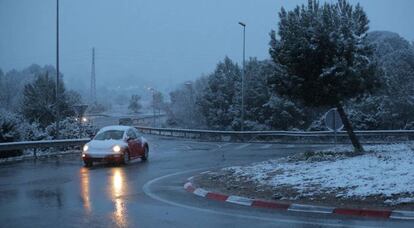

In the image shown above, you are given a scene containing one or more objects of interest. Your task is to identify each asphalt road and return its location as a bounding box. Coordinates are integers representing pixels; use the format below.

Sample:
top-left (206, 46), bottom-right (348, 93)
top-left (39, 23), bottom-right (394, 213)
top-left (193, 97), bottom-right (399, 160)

top-left (0, 136), bottom-right (413, 228)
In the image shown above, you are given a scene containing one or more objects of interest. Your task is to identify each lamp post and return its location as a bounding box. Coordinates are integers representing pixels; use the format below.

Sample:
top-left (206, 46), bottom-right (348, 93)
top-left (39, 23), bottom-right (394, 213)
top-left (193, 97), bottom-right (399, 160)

top-left (147, 87), bottom-right (156, 127)
top-left (55, 0), bottom-right (60, 139)
top-left (238, 21), bottom-right (246, 131)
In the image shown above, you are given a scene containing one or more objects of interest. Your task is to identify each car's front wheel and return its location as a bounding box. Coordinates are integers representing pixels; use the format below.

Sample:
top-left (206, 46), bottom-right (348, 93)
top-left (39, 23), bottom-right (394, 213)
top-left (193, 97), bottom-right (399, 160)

top-left (122, 150), bottom-right (130, 165)
top-left (84, 161), bottom-right (93, 167)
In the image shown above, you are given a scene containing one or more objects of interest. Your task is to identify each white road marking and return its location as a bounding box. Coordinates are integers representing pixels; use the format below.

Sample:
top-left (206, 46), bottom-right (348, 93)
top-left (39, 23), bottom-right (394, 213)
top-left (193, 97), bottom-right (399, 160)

top-left (390, 210), bottom-right (414, 220)
top-left (288, 204), bottom-right (334, 214)
top-left (193, 188), bottom-right (209, 197)
top-left (235, 144), bottom-right (251, 150)
top-left (143, 169), bottom-right (377, 227)
top-left (260, 144), bottom-right (272, 149)
top-left (286, 145), bottom-right (295, 148)
top-left (226, 195), bottom-right (253, 206)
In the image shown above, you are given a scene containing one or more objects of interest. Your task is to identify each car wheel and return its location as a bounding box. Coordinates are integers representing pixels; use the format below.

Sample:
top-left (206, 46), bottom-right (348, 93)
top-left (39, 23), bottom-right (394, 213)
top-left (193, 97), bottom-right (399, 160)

top-left (142, 146), bottom-right (149, 161)
top-left (123, 150), bottom-right (130, 165)
top-left (84, 161), bottom-right (93, 167)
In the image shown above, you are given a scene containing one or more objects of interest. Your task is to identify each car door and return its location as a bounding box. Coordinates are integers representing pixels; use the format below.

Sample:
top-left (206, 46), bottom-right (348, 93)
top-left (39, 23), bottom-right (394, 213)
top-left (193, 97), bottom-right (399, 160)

top-left (126, 129), bottom-right (139, 158)
top-left (134, 128), bottom-right (144, 156)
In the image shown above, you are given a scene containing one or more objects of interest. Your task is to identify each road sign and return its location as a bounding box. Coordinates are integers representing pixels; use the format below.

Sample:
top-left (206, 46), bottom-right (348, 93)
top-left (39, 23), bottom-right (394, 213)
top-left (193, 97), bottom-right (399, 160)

top-left (324, 108), bottom-right (343, 132)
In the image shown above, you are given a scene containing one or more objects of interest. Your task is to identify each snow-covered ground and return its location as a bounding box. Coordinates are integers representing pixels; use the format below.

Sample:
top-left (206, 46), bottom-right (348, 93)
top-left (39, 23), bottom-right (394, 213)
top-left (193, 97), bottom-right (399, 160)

top-left (224, 144), bottom-right (414, 205)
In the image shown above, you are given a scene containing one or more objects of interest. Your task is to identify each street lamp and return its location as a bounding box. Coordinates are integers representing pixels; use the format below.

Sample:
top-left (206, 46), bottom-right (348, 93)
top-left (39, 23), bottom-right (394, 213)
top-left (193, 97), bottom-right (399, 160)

top-left (55, 0), bottom-right (60, 138)
top-left (238, 21), bottom-right (246, 131)
top-left (147, 87), bottom-right (156, 127)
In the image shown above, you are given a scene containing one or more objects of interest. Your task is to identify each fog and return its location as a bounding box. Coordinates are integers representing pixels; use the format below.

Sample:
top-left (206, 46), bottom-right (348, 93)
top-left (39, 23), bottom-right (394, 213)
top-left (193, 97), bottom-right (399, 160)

top-left (1, 0), bottom-right (413, 100)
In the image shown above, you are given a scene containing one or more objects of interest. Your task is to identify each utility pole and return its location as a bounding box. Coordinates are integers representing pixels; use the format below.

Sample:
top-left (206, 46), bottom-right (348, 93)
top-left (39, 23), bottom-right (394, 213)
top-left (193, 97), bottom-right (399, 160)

top-left (238, 22), bottom-right (246, 131)
top-left (90, 47), bottom-right (96, 104)
top-left (55, 0), bottom-right (60, 139)
top-left (148, 87), bottom-right (156, 127)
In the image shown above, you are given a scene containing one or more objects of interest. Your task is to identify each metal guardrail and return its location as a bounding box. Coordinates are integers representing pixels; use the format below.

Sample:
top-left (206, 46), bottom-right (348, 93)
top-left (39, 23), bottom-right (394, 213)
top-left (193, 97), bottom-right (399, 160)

top-left (1, 127), bottom-right (413, 155)
top-left (0, 138), bottom-right (90, 152)
top-left (119, 114), bottom-right (166, 126)
top-left (135, 126), bottom-right (414, 143)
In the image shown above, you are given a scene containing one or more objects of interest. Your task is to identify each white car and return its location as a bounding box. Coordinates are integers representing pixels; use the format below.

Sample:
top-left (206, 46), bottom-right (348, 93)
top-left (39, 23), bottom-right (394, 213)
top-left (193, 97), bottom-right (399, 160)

top-left (82, 125), bottom-right (149, 167)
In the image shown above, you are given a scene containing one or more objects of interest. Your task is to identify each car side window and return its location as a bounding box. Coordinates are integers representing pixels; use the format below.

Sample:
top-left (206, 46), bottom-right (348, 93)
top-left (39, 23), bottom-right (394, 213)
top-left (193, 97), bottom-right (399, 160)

top-left (126, 129), bottom-right (137, 140)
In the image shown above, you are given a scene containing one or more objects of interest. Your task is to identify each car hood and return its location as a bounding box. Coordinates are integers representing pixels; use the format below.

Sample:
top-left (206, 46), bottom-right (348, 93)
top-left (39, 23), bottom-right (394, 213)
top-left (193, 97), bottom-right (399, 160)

top-left (88, 139), bottom-right (127, 150)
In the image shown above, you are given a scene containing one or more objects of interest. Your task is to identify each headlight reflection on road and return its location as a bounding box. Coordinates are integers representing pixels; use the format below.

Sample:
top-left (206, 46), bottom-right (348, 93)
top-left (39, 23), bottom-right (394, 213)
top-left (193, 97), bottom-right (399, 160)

top-left (80, 168), bottom-right (91, 214)
top-left (110, 168), bottom-right (128, 227)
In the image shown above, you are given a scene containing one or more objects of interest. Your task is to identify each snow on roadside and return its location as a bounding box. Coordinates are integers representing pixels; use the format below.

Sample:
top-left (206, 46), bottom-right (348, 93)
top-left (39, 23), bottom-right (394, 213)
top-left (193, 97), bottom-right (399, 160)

top-left (224, 144), bottom-right (414, 205)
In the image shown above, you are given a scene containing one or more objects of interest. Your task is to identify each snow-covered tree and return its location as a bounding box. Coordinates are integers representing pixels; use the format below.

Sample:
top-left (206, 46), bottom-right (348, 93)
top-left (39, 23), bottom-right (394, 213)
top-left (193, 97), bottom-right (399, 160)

top-left (168, 84), bottom-right (194, 127)
top-left (345, 31), bottom-right (414, 130)
top-left (264, 96), bottom-right (307, 130)
top-left (151, 91), bottom-right (165, 114)
top-left (0, 110), bottom-right (21, 143)
top-left (198, 57), bottom-right (241, 130)
top-left (0, 64), bottom-right (59, 111)
top-left (21, 73), bottom-right (79, 127)
top-left (167, 78), bottom-right (207, 128)
top-left (0, 110), bottom-right (22, 158)
top-left (46, 117), bottom-right (96, 139)
top-left (168, 57), bottom-right (314, 131)
top-left (269, 0), bottom-right (379, 153)
top-left (128, 95), bottom-right (142, 113)
top-left (241, 59), bottom-right (271, 129)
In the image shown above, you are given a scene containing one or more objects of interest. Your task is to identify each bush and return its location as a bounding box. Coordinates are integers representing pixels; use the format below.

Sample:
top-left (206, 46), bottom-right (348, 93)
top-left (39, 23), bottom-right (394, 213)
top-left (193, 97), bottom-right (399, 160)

top-left (0, 109), bottom-right (23, 158)
top-left (45, 117), bottom-right (97, 139)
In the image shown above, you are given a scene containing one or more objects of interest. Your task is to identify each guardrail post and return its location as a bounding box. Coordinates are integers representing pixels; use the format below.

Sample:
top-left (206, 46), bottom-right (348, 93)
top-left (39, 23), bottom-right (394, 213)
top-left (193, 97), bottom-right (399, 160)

top-left (33, 148), bottom-right (37, 159)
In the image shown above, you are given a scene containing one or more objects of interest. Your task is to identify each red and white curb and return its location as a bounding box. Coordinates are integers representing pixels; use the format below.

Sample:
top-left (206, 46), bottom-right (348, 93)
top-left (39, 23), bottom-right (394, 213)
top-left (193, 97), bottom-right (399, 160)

top-left (184, 178), bottom-right (414, 220)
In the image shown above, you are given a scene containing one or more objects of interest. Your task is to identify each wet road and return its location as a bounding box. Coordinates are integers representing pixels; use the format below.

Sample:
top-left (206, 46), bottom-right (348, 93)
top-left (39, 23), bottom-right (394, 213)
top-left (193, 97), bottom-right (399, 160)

top-left (0, 136), bottom-right (413, 228)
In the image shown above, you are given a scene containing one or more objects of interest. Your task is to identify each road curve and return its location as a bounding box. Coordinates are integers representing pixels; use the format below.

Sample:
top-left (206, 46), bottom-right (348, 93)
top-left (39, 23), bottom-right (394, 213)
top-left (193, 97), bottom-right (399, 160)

top-left (0, 135), bottom-right (412, 228)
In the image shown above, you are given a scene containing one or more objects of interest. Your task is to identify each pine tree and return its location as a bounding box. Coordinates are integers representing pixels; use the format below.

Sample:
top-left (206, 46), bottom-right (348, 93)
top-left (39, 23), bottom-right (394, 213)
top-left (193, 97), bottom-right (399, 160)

top-left (198, 57), bottom-right (241, 130)
top-left (243, 59), bottom-right (271, 128)
top-left (269, 0), bottom-right (379, 153)
top-left (21, 73), bottom-right (76, 127)
top-left (347, 31), bottom-right (414, 130)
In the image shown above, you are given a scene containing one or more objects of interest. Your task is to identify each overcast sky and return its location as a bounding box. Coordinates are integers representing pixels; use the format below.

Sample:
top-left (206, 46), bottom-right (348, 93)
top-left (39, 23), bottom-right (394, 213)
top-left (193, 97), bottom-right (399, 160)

top-left (1, 0), bottom-right (413, 94)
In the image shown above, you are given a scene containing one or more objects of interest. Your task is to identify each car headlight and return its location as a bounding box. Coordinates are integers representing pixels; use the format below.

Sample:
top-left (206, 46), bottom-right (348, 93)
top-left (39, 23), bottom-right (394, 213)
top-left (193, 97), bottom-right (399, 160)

top-left (83, 144), bottom-right (89, 152)
top-left (112, 145), bottom-right (121, 153)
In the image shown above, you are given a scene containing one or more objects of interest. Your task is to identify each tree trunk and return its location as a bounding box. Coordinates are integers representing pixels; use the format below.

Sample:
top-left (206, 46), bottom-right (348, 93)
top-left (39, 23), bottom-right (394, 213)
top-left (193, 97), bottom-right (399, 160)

top-left (336, 104), bottom-right (364, 154)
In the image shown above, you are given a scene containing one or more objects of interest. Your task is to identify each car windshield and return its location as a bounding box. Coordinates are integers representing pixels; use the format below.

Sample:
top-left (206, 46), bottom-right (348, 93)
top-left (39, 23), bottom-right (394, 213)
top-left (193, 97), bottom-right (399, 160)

top-left (94, 130), bottom-right (124, 140)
